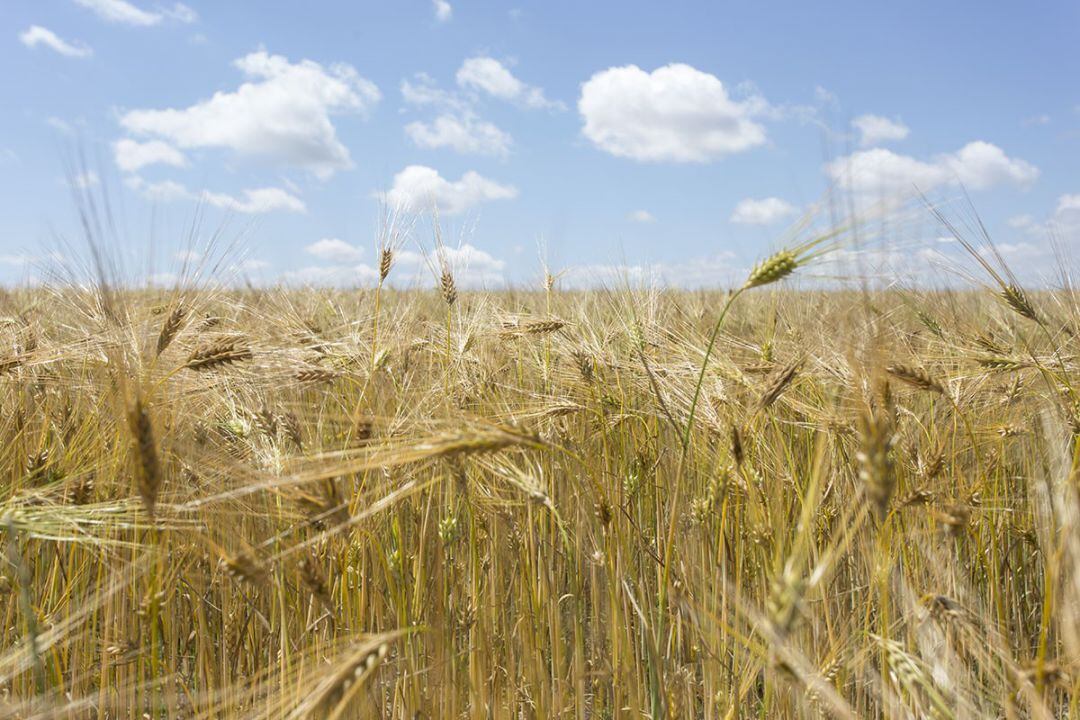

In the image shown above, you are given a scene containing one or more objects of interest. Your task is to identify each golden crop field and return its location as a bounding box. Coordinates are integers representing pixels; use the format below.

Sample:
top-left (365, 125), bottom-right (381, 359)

top-left (1, 227), bottom-right (1078, 719)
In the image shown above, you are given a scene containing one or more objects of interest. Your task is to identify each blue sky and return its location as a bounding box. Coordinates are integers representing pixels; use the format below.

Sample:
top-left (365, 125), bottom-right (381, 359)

top-left (3, 0), bottom-right (1079, 287)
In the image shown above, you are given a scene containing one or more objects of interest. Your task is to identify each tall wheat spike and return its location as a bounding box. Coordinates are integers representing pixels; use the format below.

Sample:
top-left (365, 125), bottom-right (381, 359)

top-left (127, 395), bottom-right (162, 519)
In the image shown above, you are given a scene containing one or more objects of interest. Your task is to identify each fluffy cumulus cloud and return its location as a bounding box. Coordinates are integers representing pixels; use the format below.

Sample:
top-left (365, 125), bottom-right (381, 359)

top-left (388, 244), bottom-right (506, 287)
top-left (456, 57), bottom-right (563, 110)
top-left (578, 63), bottom-right (767, 163)
top-left (1001, 194), bottom-right (1080, 264)
top-left (19, 26), bottom-right (92, 58)
top-left (401, 73), bottom-right (515, 157)
top-left (126, 176), bottom-right (305, 214)
top-left (730, 197), bottom-right (797, 225)
top-left (1040, 193), bottom-right (1080, 241)
top-left (435, 244), bottom-right (506, 287)
top-left (119, 51), bottom-right (380, 178)
top-left (405, 113), bottom-right (512, 157)
top-left (305, 238), bottom-right (364, 263)
top-left (851, 114), bottom-right (909, 147)
top-left (1057, 194), bottom-right (1080, 215)
top-left (73, 0), bottom-right (196, 26)
top-left (113, 138), bottom-right (188, 172)
top-left (385, 165), bottom-right (517, 215)
top-left (827, 141), bottom-right (1038, 198)
top-left (628, 210), bottom-right (655, 223)
top-left (433, 0), bottom-right (452, 22)
top-left (401, 73), bottom-right (467, 110)
top-left (945, 142), bottom-right (1039, 189)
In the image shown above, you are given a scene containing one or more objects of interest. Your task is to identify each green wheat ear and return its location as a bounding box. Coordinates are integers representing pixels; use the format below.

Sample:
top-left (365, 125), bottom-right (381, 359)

top-left (744, 250), bottom-right (798, 289)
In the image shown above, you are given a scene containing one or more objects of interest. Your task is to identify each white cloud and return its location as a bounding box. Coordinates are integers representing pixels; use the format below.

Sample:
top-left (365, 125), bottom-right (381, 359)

top-left (126, 177), bottom-right (190, 202)
top-left (562, 252), bottom-right (742, 289)
top-left (455, 58), bottom-right (518, 99)
top-left (560, 243), bottom-right (970, 289)
top-left (384, 165), bottom-right (517, 215)
top-left (119, 51), bottom-right (380, 179)
top-left (1006, 194), bottom-right (1080, 259)
top-left (943, 142), bottom-right (1039, 189)
top-left (1048, 194), bottom-right (1080, 247)
top-left (405, 113), bottom-right (512, 157)
top-left (46, 117), bottom-right (75, 134)
top-left (827, 149), bottom-right (942, 195)
top-left (73, 0), bottom-right (196, 26)
top-left (561, 263), bottom-right (651, 287)
top-left (433, 0), bottom-right (452, 21)
top-left (74, 0), bottom-right (157, 25)
top-left (987, 241), bottom-right (1048, 261)
top-left (305, 238), bottom-right (364, 263)
top-left (438, 243), bottom-right (506, 287)
top-left (19, 26), bottom-right (92, 58)
top-left (401, 74), bottom-right (468, 111)
top-left (202, 187), bottom-right (306, 214)
top-left (579, 63), bottom-right (767, 163)
top-left (628, 210), bottom-right (655, 223)
top-left (456, 57), bottom-right (563, 110)
top-left (826, 141), bottom-right (1038, 198)
top-left (730, 197), bottom-right (797, 225)
top-left (812, 245), bottom-right (959, 284)
top-left (148, 271), bottom-right (179, 286)
top-left (237, 259), bottom-right (269, 272)
top-left (1057, 194), bottom-right (1080, 214)
top-left (164, 2), bottom-right (197, 23)
top-left (401, 73), bottom-right (514, 157)
top-left (126, 176), bottom-right (305, 214)
top-left (434, 243), bottom-right (505, 272)
top-left (386, 244), bottom-right (506, 288)
top-left (281, 264), bottom-right (379, 287)
top-left (0, 254), bottom-right (33, 267)
top-left (72, 171), bottom-right (100, 189)
top-left (113, 138), bottom-right (188, 172)
top-left (851, 114), bottom-right (909, 147)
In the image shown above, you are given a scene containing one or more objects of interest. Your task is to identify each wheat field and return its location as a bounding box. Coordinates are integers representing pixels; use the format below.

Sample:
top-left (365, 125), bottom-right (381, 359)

top-left (1, 225), bottom-right (1079, 718)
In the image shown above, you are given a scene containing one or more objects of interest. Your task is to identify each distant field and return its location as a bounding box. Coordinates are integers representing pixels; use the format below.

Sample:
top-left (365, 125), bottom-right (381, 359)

top-left (0, 263), bottom-right (1077, 717)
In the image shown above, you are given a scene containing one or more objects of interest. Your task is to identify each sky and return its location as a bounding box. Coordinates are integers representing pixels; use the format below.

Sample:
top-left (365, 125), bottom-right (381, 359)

top-left (2, 0), bottom-right (1079, 288)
